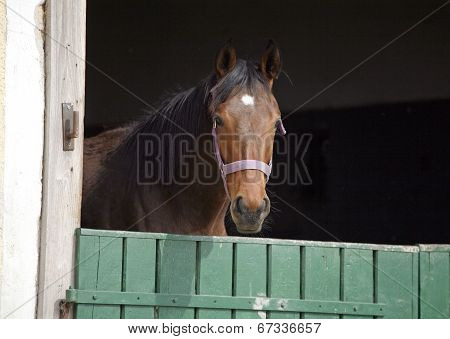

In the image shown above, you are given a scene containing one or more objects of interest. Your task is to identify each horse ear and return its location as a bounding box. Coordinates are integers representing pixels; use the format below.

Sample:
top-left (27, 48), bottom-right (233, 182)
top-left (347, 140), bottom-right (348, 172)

top-left (215, 40), bottom-right (237, 79)
top-left (260, 39), bottom-right (282, 86)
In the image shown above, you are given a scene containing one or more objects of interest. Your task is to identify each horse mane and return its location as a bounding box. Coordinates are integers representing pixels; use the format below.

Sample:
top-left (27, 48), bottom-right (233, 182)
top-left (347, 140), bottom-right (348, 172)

top-left (98, 59), bottom-right (270, 189)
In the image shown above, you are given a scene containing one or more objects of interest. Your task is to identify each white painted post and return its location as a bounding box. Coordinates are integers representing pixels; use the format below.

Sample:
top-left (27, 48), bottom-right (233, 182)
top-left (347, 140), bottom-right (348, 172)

top-left (37, 0), bottom-right (86, 319)
top-left (0, 0), bottom-right (46, 319)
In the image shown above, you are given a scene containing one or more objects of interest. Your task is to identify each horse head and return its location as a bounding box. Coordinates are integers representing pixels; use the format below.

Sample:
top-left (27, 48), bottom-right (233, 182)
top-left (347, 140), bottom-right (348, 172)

top-left (210, 40), bottom-right (285, 234)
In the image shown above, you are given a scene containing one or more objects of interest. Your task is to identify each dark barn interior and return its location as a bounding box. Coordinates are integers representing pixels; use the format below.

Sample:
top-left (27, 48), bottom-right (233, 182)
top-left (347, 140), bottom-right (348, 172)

top-left (84, 0), bottom-right (450, 244)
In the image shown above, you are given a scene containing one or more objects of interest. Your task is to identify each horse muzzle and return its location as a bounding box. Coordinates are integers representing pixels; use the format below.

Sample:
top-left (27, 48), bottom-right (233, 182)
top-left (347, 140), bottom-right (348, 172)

top-left (230, 195), bottom-right (270, 233)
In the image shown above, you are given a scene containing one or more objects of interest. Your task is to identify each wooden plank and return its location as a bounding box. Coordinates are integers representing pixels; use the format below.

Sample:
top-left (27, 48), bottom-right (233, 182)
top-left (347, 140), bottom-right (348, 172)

top-left (419, 244), bottom-right (450, 252)
top-left (419, 251), bottom-right (450, 318)
top-left (302, 247), bottom-right (340, 319)
top-left (79, 228), bottom-right (419, 253)
top-left (376, 251), bottom-right (417, 318)
top-left (74, 235), bottom-right (99, 319)
top-left (233, 243), bottom-right (267, 319)
top-left (67, 289), bottom-right (385, 316)
top-left (37, 0), bottom-right (87, 318)
top-left (122, 238), bottom-right (157, 319)
top-left (157, 240), bottom-right (196, 319)
top-left (341, 249), bottom-right (374, 319)
top-left (267, 245), bottom-right (300, 319)
top-left (92, 237), bottom-right (123, 319)
top-left (412, 252), bottom-right (419, 318)
top-left (196, 241), bottom-right (233, 318)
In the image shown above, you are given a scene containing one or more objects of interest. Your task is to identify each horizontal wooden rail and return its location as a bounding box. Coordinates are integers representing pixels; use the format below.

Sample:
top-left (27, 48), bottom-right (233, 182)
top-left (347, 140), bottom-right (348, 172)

top-left (78, 228), bottom-right (419, 252)
top-left (66, 289), bottom-right (386, 316)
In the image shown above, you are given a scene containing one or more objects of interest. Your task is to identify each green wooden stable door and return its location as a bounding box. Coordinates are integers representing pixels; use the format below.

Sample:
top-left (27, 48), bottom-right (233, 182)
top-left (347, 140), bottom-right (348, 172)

top-left (66, 229), bottom-right (450, 319)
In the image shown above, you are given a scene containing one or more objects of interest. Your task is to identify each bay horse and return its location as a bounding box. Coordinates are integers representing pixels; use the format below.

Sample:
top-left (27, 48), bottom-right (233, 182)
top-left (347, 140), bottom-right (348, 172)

top-left (82, 40), bottom-right (285, 236)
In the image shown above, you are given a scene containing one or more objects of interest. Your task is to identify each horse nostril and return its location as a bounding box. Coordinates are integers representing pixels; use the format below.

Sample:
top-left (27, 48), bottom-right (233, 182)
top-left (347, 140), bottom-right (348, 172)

top-left (235, 196), bottom-right (244, 215)
top-left (263, 197), bottom-right (270, 213)
top-left (256, 200), bottom-right (265, 214)
top-left (257, 197), bottom-right (270, 214)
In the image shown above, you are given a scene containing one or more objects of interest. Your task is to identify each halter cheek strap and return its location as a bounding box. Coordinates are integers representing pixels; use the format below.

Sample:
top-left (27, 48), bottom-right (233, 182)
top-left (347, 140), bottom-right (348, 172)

top-left (212, 120), bottom-right (286, 199)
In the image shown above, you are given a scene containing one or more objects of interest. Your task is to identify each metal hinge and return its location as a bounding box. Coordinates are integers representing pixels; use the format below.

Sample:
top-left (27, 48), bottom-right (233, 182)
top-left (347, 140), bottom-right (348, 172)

top-left (62, 103), bottom-right (79, 151)
top-left (59, 300), bottom-right (71, 319)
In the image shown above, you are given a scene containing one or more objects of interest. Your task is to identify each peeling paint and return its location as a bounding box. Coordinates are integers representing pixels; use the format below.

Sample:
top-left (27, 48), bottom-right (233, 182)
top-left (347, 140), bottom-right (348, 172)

top-left (277, 298), bottom-right (288, 311)
top-left (252, 294), bottom-right (270, 311)
top-left (83, 229), bottom-right (420, 253)
top-left (257, 311), bottom-right (266, 319)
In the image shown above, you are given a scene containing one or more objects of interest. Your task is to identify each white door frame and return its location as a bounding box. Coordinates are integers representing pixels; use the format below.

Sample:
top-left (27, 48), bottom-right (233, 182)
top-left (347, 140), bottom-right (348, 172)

top-left (37, 0), bottom-right (86, 319)
top-left (0, 0), bottom-right (46, 319)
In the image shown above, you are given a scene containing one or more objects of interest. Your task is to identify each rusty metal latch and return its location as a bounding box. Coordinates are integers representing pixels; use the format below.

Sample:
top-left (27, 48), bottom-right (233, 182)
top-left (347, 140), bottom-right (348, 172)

top-left (59, 300), bottom-right (71, 319)
top-left (62, 103), bottom-right (79, 151)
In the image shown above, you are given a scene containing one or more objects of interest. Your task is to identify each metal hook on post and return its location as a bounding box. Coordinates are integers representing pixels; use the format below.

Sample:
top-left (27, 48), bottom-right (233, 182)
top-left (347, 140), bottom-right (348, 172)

top-left (62, 103), bottom-right (79, 151)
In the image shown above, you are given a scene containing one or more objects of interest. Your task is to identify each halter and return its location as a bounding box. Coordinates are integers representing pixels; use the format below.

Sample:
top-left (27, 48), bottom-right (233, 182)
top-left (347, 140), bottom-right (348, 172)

top-left (212, 119), bottom-right (286, 199)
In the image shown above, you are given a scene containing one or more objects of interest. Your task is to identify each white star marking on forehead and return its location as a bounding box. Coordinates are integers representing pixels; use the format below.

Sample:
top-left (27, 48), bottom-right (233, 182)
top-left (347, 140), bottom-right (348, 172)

top-left (241, 94), bottom-right (254, 106)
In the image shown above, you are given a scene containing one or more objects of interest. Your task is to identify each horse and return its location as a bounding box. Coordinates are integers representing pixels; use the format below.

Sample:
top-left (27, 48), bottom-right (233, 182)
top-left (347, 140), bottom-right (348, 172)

top-left (82, 40), bottom-right (285, 236)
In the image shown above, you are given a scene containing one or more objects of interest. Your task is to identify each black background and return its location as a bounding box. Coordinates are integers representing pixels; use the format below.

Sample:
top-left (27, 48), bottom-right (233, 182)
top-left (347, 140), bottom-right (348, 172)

top-left (85, 0), bottom-right (450, 244)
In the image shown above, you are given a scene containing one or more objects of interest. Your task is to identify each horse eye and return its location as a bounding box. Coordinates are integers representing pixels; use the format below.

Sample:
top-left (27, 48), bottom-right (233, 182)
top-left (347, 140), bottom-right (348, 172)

top-left (214, 115), bottom-right (224, 127)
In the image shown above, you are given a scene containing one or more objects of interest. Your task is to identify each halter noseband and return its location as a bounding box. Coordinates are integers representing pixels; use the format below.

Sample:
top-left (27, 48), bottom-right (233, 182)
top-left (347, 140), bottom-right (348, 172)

top-left (212, 120), bottom-right (286, 199)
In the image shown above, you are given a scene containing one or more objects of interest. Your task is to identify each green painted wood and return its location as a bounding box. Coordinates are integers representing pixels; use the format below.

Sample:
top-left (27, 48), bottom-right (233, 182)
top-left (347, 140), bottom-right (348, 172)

top-left (341, 249), bottom-right (374, 319)
top-left (302, 247), bottom-right (340, 319)
top-left (233, 243), bottom-right (267, 319)
top-left (74, 235), bottom-right (100, 319)
top-left (66, 289), bottom-right (385, 316)
top-left (412, 252), bottom-right (419, 318)
top-left (157, 240), bottom-right (196, 319)
top-left (267, 245), bottom-right (300, 319)
top-left (419, 251), bottom-right (450, 318)
top-left (79, 228), bottom-right (419, 253)
top-left (419, 245), bottom-right (450, 252)
top-left (196, 241), bottom-right (233, 318)
top-left (122, 238), bottom-right (156, 319)
top-left (92, 237), bottom-right (123, 319)
top-left (70, 229), bottom-right (450, 319)
top-left (376, 251), bottom-right (417, 318)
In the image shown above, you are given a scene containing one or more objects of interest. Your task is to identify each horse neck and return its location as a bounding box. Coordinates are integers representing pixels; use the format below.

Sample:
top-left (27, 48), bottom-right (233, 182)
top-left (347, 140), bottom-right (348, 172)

top-left (177, 178), bottom-right (229, 235)
top-left (135, 95), bottom-right (229, 234)
top-left (163, 123), bottom-right (229, 234)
